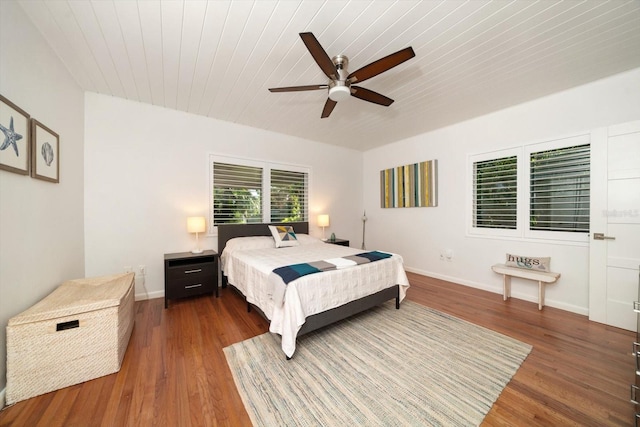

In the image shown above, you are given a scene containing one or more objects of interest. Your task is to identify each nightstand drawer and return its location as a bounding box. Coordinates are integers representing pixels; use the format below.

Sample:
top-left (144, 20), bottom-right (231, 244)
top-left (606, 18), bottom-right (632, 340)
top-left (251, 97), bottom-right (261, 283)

top-left (166, 275), bottom-right (215, 299)
top-left (167, 262), bottom-right (215, 281)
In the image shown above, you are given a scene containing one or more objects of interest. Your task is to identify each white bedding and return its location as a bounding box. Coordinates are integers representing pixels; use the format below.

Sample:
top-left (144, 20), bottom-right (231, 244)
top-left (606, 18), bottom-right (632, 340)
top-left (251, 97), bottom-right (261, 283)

top-left (222, 240), bottom-right (410, 357)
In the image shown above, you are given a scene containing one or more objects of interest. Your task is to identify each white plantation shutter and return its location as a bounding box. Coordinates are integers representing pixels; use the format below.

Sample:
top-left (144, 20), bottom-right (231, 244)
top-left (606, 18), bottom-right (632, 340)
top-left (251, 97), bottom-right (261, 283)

top-left (473, 155), bottom-right (518, 230)
top-left (529, 144), bottom-right (590, 232)
top-left (469, 136), bottom-right (590, 241)
top-left (210, 156), bottom-right (310, 228)
top-left (270, 169), bottom-right (308, 222)
top-left (212, 162), bottom-right (263, 225)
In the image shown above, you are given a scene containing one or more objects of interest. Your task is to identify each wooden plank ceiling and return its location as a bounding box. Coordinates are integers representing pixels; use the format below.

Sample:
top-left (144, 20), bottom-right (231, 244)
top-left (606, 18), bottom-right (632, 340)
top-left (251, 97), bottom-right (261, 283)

top-left (18, 0), bottom-right (640, 151)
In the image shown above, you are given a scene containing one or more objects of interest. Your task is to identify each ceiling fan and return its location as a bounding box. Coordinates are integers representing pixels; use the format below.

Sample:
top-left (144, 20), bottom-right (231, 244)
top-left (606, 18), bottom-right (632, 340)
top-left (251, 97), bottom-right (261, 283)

top-left (269, 32), bottom-right (415, 118)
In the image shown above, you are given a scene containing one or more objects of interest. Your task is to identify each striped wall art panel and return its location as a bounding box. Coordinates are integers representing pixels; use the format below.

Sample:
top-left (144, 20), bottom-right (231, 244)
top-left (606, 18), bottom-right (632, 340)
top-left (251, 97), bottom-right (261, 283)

top-left (380, 159), bottom-right (438, 208)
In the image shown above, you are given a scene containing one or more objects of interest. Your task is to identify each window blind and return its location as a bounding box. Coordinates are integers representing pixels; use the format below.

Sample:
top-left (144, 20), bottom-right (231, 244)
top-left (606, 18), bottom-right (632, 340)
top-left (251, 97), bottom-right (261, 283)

top-left (530, 144), bottom-right (590, 232)
top-left (212, 162), bottom-right (263, 225)
top-left (270, 169), bottom-right (308, 222)
top-left (473, 155), bottom-right (518, 230)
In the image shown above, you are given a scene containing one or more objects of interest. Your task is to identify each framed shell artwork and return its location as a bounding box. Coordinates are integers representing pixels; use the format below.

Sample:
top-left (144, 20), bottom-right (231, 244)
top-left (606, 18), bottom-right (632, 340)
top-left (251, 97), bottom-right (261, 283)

top-left (31, 119), bottom-right (59, 183)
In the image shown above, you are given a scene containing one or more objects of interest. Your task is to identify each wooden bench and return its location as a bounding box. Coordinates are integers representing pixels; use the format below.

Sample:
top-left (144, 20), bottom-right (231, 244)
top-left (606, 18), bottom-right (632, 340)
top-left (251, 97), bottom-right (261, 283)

top-left (491, 264), bottom-right (560, 310)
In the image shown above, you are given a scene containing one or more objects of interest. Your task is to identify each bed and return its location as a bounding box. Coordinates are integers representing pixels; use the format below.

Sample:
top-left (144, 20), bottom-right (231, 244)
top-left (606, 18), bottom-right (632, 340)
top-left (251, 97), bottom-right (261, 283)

top-left (219, 221), bottom-right (410, 358)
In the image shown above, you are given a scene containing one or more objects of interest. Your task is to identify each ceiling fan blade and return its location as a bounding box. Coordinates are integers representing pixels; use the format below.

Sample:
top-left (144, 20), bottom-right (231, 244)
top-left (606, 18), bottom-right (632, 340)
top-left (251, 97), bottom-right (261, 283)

top-left (299, 32), bottom-right (338, 80)
top-left (321, 98), bottom-right (337, 118)
top-left (347, 47), bottom-right (415, 84)
top-left (351, 86), bottom-right (394, 106)
top-left (269, 84), bottom-right (328, 92)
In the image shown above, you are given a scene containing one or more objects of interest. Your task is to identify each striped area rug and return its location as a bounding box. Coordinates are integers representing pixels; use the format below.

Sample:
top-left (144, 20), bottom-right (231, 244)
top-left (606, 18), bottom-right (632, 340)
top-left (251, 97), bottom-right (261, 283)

top-left (224, 300), bottom-right (531, 426)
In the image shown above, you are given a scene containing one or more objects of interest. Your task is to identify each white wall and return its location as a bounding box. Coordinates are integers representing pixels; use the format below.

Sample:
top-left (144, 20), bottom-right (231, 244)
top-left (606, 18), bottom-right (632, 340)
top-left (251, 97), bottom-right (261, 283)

top-left (363, 68), bottom-right (640, 315)
top-left (84, 93), bottom-right (363, 300)
top-left (0, 1), bottom-right (85, 404)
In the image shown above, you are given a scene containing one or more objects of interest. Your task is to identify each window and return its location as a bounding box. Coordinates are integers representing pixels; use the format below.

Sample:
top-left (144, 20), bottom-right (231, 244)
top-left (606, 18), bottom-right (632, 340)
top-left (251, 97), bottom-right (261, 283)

top-left (469, 134), bottom-right (590, 242)
top-left (529, 144), bottom-right (590, 233)
top-left (210, 155), bottom-right (309, 229)
top-left (212, 162), bottom-right (263, 224)
top-left (473, 155), bottom-right (517, 230)
top-left (270, 169), bottom-right (308, 223)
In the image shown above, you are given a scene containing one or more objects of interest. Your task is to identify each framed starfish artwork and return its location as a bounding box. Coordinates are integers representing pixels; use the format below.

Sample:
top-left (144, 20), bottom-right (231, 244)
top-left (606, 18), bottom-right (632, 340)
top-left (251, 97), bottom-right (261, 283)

top-left (31, 119), bottom-right (59, 183)
top-left (0, 94), bottom-right (30, 175)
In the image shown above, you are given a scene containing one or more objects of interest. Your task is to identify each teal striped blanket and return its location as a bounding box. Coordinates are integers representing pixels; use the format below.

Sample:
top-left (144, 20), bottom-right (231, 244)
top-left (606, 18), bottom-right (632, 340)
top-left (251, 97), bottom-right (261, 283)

top-left (273, 251), bottom-right (392, 285)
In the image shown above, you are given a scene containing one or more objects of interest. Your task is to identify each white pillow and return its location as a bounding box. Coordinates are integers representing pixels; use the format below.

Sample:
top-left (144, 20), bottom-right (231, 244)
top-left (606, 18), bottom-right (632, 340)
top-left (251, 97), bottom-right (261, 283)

top-left (268, 225), bottom-right (299, 248)
top-left (220, 236), bottom-right (276, 275)
top-left (295, 233), bottom-right (323, 245)
top-left (224, 236), bottom-right (275, 253)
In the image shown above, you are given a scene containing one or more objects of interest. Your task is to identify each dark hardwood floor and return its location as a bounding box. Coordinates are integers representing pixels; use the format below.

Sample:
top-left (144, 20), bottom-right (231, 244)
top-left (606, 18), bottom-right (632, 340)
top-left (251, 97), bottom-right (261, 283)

top-left (0, 272), bottom-right (635, 426)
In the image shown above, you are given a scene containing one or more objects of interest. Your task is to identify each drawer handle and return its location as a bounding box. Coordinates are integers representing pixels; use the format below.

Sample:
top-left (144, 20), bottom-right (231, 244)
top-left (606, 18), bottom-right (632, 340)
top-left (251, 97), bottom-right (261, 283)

top-left (632, 385), bottom-right (640, 405)
top-left (634, 301), bottom-right (640, 313)
top-left (634, 342), bottom-right (640, 356)
top-left (185, 269), bottom-right (202, 274)
top-left (185, 284), bottom-right (202, 289)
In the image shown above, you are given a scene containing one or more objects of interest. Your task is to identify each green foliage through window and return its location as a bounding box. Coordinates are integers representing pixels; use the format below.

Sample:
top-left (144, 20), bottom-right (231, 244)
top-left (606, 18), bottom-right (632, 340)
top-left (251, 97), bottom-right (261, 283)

top-left (213, 163), bottom-right (262, 224)
top-left (473, 156), bottom-right (517, 229)
top-left (270, 169), bottom-right (307, 223)
top-left (212, 160), bottom-right (308, 226)
top-left (471, 140), bottom-right (590, 236)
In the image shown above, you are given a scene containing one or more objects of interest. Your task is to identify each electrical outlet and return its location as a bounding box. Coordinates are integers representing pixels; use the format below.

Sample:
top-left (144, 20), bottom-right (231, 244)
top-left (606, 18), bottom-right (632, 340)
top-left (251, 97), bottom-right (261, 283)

top-left (139, 265), bottom-right (146, 275)
top-left (124, 266), bottom-right (132, 273)
top-left (445, 249), bottom-right (453, 262)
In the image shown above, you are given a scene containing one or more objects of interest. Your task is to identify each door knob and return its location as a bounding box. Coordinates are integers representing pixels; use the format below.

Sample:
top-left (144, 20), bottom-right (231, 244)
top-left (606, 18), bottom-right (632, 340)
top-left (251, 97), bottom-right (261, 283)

top-left (593, 232), bottom-right (615, 240)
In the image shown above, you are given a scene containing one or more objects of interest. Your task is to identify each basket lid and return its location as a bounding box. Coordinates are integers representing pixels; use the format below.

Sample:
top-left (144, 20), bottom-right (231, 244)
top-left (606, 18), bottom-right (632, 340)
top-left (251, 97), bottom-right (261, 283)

top-left (8, 273), bottom-right (134, 326)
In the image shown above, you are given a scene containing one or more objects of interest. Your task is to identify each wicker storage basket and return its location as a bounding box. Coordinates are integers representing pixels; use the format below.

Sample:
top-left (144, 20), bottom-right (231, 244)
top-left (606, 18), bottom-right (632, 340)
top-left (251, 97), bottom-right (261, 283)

top-left (6, 273), bottom-right (135, 405)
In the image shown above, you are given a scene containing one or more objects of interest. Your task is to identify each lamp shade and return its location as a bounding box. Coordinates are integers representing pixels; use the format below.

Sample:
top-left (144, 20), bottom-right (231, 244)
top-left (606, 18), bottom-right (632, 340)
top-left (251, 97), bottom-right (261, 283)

top-left (317, 214), bottom-right (330, 227)
top-left (187, 216), bottom-right (206, 233)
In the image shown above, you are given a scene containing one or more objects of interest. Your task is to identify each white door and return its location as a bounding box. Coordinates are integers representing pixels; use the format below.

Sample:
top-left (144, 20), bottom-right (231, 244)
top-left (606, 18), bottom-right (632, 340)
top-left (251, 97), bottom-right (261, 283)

top-left (589, 121), bottom-right (640, 331)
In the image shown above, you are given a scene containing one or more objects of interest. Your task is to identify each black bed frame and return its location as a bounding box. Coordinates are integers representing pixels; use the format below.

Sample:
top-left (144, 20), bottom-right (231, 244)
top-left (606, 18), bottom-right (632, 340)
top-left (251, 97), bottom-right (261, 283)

top-left (217, 222), bottom-right (400, 353)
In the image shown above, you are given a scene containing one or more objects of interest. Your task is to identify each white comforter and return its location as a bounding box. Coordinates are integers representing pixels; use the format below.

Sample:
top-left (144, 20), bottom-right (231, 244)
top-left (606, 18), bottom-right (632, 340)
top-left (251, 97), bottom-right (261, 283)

top-left (222, 242), bottom-right (410, 357)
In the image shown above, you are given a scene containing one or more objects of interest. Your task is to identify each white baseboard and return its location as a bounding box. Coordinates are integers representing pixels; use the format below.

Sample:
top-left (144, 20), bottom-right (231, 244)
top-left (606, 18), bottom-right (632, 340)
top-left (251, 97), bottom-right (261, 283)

top-left (129, 269), bottom-right (589, 315)
top-left (404, 266), bottom-right (588, 316)
top-left (134, 290), bottom-right (163, 301)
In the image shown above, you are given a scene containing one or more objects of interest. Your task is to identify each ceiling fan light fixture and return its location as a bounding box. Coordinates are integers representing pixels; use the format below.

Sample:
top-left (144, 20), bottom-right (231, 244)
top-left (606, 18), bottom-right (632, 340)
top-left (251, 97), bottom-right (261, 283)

top-left (328, 85), bottom-right (350, 102)
top-left (269, 33), bottom-right (415, 118)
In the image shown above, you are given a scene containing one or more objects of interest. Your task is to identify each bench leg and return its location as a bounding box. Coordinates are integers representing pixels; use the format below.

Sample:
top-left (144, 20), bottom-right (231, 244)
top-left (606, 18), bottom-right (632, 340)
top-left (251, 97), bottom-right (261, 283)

top-left (503, 275), bottom-right (511, 301)
top-left (538, 281), bottom-right (544, 310)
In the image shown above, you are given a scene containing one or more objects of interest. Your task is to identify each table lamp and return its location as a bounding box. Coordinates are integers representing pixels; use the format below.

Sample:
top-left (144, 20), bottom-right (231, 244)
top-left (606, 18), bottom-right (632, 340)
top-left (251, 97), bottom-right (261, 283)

top-left (317, 214), bottom-right (330, 241)
top-left (187, 216), bottom-right (206, 254)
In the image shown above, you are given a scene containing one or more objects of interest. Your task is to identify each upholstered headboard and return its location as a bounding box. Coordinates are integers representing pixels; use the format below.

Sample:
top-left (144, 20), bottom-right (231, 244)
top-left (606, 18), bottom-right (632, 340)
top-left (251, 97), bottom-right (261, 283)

top-left (217, 222), bottom-right (309, 255)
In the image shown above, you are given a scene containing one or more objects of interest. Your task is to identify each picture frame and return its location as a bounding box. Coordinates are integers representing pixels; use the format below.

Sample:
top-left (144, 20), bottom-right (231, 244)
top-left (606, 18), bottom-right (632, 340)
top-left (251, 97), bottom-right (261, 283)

top-left (31, 119), bottom-right (59, 183)
top-left (0, 94), bottom-right (31, 175)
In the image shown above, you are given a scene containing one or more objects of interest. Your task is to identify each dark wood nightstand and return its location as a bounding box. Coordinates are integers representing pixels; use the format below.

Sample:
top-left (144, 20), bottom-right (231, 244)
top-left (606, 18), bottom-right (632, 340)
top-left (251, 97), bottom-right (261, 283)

top-left (326, 238), bottom-right (349, 247)
top-left (164, 250), bottom-right (218, 308)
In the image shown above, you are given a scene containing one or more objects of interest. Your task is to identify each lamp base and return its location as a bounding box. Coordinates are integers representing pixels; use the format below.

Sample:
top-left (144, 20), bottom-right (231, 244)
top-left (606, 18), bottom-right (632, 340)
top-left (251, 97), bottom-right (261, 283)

top-left (191, 249), bottom-right (203, 254)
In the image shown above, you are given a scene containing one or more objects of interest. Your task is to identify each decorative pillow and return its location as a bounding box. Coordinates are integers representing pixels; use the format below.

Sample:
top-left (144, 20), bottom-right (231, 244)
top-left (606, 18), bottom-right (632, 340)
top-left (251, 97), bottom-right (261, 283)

top-left (268, 225), bottom-right (299, 248)
top-left (505, 253), bottom-right (550, 272)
